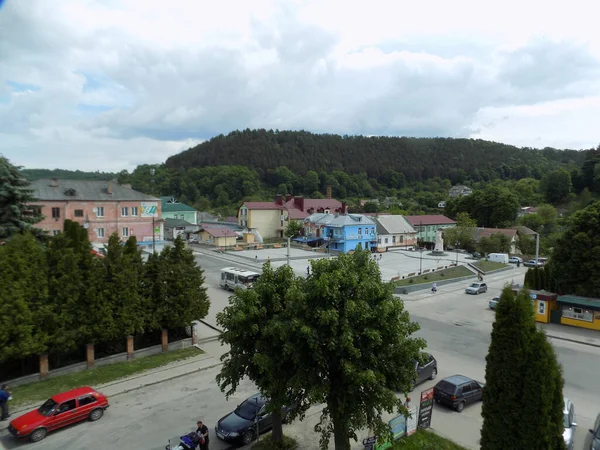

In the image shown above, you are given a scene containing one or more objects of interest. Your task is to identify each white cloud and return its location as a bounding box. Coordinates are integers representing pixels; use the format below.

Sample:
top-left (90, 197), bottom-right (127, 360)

top-left (0, 0), bottom-right (599, 171)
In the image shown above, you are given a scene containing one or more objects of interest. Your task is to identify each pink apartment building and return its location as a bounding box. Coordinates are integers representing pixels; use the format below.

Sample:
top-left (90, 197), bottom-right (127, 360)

top-left (29, 179), bottom-right (163, 246)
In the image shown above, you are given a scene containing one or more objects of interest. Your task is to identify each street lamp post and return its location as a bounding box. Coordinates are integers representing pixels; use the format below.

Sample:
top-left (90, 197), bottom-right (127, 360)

top-left (456, 241), bottom-right (459, 265)
top-left (419, 248), bottom-right (423, 275)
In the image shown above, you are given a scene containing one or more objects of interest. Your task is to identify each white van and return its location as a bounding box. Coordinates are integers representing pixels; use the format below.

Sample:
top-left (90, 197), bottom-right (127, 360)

top-left (487, 253), bottom-right (509, 264)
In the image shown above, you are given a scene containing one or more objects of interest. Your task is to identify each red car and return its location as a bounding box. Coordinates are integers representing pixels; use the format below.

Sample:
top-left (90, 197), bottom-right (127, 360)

top-left (8, 386), bottom-right (109, 442)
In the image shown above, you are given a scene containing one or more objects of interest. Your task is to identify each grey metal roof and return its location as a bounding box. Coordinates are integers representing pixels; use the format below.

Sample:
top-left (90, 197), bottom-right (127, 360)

top-left (375, 215), bottom-right (416, 235)
top-left (327, 213), bottom-right (375, 227)
top-left (30, 179), bottom-right (159, 202)
top-left (305, 213), bottom-right (336, 225)
top-left (164, 218), bottom-right (195, 228)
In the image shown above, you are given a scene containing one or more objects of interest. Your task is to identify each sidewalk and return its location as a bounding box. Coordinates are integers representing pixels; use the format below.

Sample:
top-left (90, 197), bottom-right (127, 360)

top-left (540, 322), bottom-right (600, 348)
top-left (0, 327), bottom-right (227, 433)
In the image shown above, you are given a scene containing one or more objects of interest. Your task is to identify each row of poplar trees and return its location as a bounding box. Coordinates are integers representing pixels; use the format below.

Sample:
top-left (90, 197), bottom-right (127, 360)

top-left (0, 220), bottom-right (210, 366)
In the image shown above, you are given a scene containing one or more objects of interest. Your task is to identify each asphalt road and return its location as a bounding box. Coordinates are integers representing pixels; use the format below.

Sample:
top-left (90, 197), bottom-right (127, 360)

top-left (1, 253), bottom-right (597, 450)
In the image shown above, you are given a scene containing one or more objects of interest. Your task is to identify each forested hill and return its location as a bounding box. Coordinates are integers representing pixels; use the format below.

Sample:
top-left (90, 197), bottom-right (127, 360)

top-left (165, 129), bottom-right (588, 182)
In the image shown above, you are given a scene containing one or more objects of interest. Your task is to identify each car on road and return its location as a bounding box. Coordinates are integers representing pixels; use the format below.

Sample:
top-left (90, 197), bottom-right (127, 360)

top-left (215, 393), bottom-right (295, 445)
top-left (563, 397), bottom-right (577, 450)
top-left (414, 353), bottom-right (438, 386)
top-left (590, 412), bottom-right (600, 450)
top-left (508, 256), bottom-right (523, 264)
top-left (488, 296), bottom-right (499, 309)
top-left (8, 387), bottom-right (109, 443)
top-left (465, 282), bottom-right (487, 295)
top-left (523, 259), bottom-right (544, 267)
top-left (433, 375), bottom-right (484, 412)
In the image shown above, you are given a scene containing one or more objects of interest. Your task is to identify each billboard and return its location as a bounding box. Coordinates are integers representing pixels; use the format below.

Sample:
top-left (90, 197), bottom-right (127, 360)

top-left (141, 202), bottom-right (158, 218)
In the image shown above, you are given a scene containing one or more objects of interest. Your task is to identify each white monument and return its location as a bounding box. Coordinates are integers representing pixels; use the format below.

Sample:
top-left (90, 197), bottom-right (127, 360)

top-left (431, 229), bottom-right (447, 255)
top-left (434, 229), bottom-right (444, 252)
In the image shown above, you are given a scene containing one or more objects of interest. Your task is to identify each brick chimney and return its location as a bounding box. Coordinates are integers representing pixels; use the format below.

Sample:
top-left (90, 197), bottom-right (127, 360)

top-left (275, 194), bottom-right (283, 205)
top-left (285, 193), bottom-right (292, 202)
top-left (50, 178), bottom-right (59, 188)
top-left (294, 196), bottom-right (305, 212)
top-left (341, 202), bottom-right (346, 215)
top-left (326, 184), bottom-right (332, 199)
top-left (107, 181), bottom-right (112, 195)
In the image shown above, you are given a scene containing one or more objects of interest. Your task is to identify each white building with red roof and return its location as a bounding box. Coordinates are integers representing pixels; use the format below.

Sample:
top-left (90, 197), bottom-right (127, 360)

top-left (404, 215), bottom-right (456, 247)
top-left (238, 194), bottom-right (344, 239)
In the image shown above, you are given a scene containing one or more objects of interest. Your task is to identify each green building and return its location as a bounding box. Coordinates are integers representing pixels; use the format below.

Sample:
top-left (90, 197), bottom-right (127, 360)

top-left (160, 197), bottom-right (198, 225)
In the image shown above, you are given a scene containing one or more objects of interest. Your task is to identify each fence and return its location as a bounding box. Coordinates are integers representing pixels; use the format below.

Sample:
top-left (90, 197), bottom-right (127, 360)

top-left (1, 328), bottom-right (198, 387)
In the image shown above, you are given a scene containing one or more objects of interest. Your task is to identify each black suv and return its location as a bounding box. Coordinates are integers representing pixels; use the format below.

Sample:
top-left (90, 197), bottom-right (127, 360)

top-left (433, 375), bottom-right (484, 412)
top-left (414, 353), bottom-right (438, 386)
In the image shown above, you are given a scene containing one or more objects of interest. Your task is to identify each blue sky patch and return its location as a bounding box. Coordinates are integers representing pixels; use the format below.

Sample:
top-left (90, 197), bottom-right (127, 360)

top-left (6, 80), bottom-right (41, 92)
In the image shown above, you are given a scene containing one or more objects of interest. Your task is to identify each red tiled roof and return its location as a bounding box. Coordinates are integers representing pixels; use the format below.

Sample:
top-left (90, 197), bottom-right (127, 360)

top-left (201, 227), bottom-right (239, 238)
top-left (242, 197), bottom-right (343, 219)
top-left (405, 215), bottom-right (456, 226)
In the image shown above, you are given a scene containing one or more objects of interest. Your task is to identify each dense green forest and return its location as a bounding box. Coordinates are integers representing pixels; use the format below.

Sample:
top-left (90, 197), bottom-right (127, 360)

top-left (165, 129), bottom-right (588, 182)
top-left (20, 130), bottom-right (600, 224)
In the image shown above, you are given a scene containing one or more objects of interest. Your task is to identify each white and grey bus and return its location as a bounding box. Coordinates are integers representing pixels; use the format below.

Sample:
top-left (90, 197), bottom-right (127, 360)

top-left (220, 267), bottom-right (261, 290)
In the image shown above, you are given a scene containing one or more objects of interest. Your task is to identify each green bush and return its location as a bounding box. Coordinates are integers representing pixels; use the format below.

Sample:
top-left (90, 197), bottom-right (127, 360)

top-left (252, 435), bottom-right (298, 450)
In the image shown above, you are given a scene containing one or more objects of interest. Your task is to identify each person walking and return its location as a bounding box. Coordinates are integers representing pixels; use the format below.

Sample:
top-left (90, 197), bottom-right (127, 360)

top-left (306, 265), bottom-right (310, 275)
top-left (0, 384), bottom-right (11, 421)
top-left (431, 282), bottom-right (437, 293)
top-left (196, 420), bottom-right (209, 450)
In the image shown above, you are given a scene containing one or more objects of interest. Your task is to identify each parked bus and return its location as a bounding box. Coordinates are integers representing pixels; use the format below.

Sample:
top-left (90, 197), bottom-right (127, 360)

top-left (220, 267), bottom-right (261, 291)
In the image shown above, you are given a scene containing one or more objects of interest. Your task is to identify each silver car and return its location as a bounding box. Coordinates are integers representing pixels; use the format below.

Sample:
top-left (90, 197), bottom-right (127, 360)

top-left (488, 296), bottom-right (499, 309)
top-left (466, 282), bottom-right (487, 295)
top-left (563, 397), bottom-right (576, 450)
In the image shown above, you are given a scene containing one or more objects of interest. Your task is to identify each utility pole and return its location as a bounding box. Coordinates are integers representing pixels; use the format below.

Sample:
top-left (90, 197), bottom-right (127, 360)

top-left (535, 232), bottom-right (540, 264)
top-left (419, 248), bottom-right (423, 275)
top-left (286, 236), bottom-right (291, 266)
top-left (456, 242), bottom-right (459, 265)
top-left (152, 215), bottom-right (156, 253)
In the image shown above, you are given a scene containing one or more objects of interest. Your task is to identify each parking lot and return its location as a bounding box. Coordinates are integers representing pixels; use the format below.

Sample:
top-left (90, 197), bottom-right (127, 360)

top-left (230, 246), bottom-right (478, 281)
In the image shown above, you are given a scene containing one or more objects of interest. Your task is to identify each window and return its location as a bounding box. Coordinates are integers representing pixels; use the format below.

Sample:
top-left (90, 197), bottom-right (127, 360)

top-left (399, 235), bottom-right (404, 243)
top-left (384, 238), bottom-right (389, 244)
top-left (51, 207), bottom-right (60, 218)
top-left (97, 228), bottom-right (105, 238)
top-left (121, 206), bottom-right (128, 216)
top-left (561, 305), bottom-right (593, 322)
top-left (74, 209), bottom-right (84, 217)
top-left (56, 399), bottom-right (77, 415)
top-left (96, 206), bottom-right (104, 217)
top-left (392, 236), bottom-right (396, 244)
top-left (358, 228), bottom-right (362, 236)
top-left (461, 383), bottom-right (472, 394)
top-left (52, 230), bottom-right (60, 236)
top-left (78, 395), bottom-right (97, 407)
top-left (122, 227), bottom-right (129, 237)
top-left (131, 206), bottom-right (138, 216)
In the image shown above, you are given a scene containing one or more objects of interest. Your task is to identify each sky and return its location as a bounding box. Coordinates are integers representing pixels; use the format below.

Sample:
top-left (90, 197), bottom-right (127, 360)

top-left (1, 0), bottom-right (600, 172)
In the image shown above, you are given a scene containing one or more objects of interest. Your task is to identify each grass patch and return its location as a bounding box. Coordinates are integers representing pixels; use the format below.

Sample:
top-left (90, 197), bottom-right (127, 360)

top-left (389, 429), bottom-right (468, 450)
top-left (472, 260), bottom-right (508, 272)
top-left (392, 266), bottom-right (473, 287)
top-left (9, 347), bottom-right (203, 409)
top-left (252, 435), bottom-right (297, 450)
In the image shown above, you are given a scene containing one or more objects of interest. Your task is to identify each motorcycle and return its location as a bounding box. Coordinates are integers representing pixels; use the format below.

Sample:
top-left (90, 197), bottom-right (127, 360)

top-left (165, 432), bottom-right (204, 450)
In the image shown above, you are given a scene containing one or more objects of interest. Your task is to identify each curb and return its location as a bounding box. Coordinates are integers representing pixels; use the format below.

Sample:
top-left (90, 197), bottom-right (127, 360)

top-left (107, 361), bottom-right (223, 399)
top-left (545, 334), bottom-right (600, 348)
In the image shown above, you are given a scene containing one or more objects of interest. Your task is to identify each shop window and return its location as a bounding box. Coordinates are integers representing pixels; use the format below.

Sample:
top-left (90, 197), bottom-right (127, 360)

top-left (561, 305), bottom-right (593, 322)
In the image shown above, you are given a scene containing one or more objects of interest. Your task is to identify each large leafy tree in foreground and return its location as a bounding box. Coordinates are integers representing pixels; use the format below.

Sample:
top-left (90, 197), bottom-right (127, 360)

top-left (216, 263), bottom-right (308, 444)
top-left (552, 201), bottom-right (600, 297)
top-left (288, 250), bottom-right (425, 450)
top-left (0, 156), bottom-right (43, 239)
top-left (481, 286), bottom-right (565, 449)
